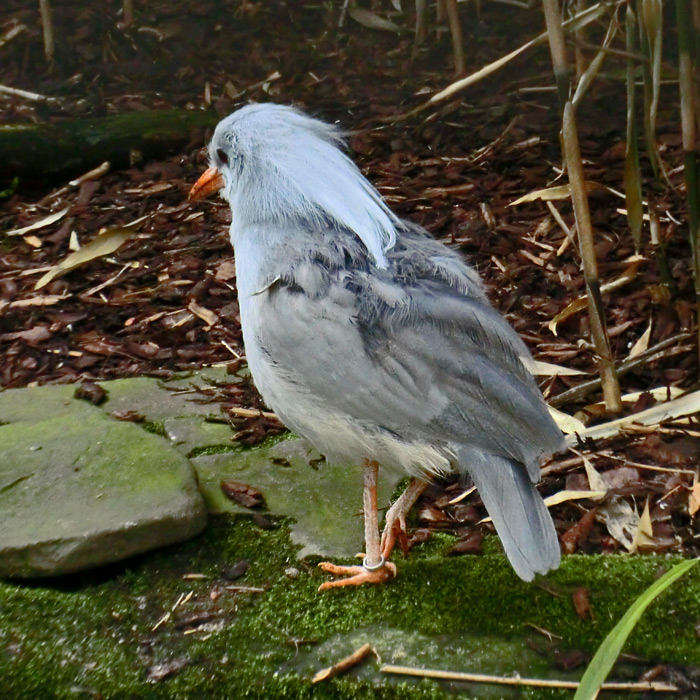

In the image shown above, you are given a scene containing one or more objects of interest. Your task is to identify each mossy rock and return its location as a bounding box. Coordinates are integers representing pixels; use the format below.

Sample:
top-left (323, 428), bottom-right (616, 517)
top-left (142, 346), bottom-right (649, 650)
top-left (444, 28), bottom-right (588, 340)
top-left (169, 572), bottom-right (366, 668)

top-left (2, 515), bottom-right (699, 699)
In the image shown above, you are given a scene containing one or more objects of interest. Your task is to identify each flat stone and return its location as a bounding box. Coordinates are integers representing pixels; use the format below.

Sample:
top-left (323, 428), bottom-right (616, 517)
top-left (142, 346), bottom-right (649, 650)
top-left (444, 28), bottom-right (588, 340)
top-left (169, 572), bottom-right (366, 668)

top-left (163, 416), bottom-right (241, 455)
top-left (0, 384), bottom-right (101, 424)
top-left (0, 412), bottom-right (206, 577)
top-left (96, 375), bottom-right (224, 423)
top-left (192, 437), bottom-right (405, 558)
top-left (287, 626), bottom-right (568, 698)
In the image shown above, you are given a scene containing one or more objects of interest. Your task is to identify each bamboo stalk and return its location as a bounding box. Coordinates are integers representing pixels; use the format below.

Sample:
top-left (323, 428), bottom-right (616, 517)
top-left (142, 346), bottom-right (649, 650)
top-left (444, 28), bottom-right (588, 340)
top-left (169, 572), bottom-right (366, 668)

top-left (638, 0), bottom-right (663, 179)
top-left (676, 0), bottom-right (700, 370)
top-left (123, 0), bottom-right (134, 26)
top-left (541, 0), bottom-right (622, 412)
top-left (575, 0), bottom-right (589, 79)
top-left (624, 5), bottom-right (644, 251)
top-left (571, 9), bottom-right (619, 108)
top-left (444, 0), bottom-right (465, 75)
top-left (38, 0), bottom-right (54, 64)
top-left (541, 0), bottom-right (570, 111)
top-left (562, 101), bottom-right (622, 412)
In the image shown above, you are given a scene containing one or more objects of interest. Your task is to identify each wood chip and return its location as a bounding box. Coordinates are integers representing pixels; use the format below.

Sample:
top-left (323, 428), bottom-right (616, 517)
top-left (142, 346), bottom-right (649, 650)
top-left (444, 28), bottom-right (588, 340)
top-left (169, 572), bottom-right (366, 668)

top-left (187, 300), bottom-right (219, 327)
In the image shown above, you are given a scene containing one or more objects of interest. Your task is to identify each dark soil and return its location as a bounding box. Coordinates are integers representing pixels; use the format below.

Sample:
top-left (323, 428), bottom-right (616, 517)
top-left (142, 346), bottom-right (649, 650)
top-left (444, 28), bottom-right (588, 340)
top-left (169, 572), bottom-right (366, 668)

top-left (1, 1), bottom-right (698, 569)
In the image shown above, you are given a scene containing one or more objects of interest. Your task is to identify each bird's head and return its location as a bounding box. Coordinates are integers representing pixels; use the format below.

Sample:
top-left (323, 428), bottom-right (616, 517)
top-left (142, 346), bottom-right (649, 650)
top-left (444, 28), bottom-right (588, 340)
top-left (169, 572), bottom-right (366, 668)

top-left (189, 103), bottom-right (400, 268)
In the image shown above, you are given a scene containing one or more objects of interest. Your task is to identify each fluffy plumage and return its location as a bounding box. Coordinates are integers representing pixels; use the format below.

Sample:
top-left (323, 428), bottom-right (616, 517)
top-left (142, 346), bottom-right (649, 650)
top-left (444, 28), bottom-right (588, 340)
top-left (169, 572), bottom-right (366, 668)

top-left (207, 103), bottom-right (566, 581)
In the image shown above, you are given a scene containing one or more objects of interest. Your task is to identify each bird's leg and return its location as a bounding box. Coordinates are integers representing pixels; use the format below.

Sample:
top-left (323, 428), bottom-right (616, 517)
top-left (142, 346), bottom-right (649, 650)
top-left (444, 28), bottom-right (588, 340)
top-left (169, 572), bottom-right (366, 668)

top-left (318, 459), bottom-right (397, 590)
top-left (380, 478), bottom-right (428, 560)
top-left (362, 458), bottom-right (383, 568)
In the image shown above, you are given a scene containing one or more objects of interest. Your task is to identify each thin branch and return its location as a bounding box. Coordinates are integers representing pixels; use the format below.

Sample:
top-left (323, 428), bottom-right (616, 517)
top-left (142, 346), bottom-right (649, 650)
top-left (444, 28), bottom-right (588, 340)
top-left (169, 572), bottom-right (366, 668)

top-left (381, 665), bottom-right (678, 692)
top-left (549, 332), bottom-right (692, 407)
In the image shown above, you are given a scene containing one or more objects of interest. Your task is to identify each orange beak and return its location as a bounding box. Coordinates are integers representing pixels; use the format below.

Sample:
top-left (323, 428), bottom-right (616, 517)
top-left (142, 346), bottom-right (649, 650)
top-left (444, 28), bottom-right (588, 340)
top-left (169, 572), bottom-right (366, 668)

top-left (188, 166), bottom-right (225, 201)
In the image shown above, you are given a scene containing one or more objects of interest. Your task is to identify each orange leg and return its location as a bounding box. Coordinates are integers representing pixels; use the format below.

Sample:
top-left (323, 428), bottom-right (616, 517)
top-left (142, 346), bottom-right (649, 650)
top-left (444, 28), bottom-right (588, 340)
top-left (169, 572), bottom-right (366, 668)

top-left (318, 460), bottom-right (397, 590)
top-left (380, 478), bottom-right (428, 559)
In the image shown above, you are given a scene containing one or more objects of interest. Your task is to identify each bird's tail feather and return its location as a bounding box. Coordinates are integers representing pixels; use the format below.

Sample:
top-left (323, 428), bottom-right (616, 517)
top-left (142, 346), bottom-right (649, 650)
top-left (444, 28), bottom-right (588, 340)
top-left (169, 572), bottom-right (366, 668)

top-left (455, 448), bottom-right (560, 581)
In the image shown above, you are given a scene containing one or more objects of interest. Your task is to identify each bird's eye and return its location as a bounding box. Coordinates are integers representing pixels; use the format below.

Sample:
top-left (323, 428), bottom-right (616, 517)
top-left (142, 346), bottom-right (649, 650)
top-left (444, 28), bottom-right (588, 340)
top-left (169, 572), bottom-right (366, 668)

top-left (216, 148), bottom-right (229, 166)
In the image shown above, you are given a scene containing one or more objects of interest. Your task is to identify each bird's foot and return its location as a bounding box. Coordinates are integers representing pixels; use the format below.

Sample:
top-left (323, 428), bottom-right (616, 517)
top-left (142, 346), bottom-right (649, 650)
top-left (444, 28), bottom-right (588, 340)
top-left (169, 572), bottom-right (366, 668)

top-left (380, 517), bottom-right (410, 560)
top-left (317, 556), bottom-right (397, 591)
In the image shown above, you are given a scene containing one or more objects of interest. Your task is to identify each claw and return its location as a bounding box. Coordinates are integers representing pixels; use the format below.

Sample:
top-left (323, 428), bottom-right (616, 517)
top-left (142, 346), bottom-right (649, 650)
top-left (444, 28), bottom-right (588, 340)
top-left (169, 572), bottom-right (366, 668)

top-left (317, 560), bottom-right (397, 590)
top-left (380, 516), bottom-right (409, 559)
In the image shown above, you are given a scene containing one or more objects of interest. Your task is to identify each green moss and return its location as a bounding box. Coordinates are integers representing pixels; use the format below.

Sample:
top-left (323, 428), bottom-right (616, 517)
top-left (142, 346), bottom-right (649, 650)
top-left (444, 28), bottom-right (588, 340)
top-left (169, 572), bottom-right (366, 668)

top-left (186, 431), bottom-right (295, 458)
top-left (1, 516), bottom-right (699, 700)
top-left (187, 444), bottom-right (244, 458)
top-left (249, 430), bottom-right (300, 451)
top-left (141, 420), bottom-right (167, 437)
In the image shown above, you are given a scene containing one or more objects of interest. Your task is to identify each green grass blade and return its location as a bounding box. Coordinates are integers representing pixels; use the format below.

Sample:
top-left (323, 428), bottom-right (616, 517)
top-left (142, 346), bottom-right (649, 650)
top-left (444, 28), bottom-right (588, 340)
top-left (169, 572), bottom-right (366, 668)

top-left (574, 558), bottom-right (700, 700)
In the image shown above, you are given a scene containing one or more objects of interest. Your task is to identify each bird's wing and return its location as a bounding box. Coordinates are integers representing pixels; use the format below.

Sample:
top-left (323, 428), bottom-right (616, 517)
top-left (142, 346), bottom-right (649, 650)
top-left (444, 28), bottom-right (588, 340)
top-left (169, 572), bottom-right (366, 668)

top-left (253, 265), bottom-right (564, 477)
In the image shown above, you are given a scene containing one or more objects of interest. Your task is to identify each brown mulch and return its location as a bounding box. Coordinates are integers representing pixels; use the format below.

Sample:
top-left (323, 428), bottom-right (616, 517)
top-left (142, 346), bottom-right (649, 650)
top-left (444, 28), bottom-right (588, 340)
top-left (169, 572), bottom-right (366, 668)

top-left (1, 1), bottom-right (699, 562)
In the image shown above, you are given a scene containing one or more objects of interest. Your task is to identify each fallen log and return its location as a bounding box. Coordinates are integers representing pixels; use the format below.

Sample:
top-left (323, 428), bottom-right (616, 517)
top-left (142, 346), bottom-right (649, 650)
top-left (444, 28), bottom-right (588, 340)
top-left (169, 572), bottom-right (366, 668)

top-left (0, 109), bottom-right (218, 179)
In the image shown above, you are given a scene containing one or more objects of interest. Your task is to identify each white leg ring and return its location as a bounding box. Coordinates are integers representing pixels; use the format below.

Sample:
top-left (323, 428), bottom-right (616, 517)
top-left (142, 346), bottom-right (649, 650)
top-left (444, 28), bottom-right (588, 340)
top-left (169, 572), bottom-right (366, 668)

top-left (362, 555), bottom-right (386, 571)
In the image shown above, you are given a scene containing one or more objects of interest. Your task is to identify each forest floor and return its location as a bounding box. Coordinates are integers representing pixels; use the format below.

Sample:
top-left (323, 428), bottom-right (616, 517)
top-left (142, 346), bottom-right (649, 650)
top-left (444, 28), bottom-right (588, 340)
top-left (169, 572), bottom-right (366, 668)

top-left (1, 1), bottom-right (699, 690)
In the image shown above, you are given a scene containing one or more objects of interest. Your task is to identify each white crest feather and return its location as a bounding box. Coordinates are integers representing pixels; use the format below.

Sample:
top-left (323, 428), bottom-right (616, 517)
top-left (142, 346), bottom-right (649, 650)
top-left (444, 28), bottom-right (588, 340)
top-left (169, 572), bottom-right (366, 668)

top-left (211, 104), bottom-right (401, 268)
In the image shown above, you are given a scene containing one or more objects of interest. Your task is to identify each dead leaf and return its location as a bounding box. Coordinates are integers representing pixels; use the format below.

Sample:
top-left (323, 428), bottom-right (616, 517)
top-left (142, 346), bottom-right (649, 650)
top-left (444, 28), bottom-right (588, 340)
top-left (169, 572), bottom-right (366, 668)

top-left (529, 359), bottom-right (587, 376)
top-left (510, 181), bottom-right (611, 206)
top-left (583, 386), bottom-right (684, 414)
top-left (220, 480), bottom-right (265, 508)
top-left (548, 256), bottom-right (644, 335)
top-left (111, 410), bottom-right (145, 422)
top-left (23, 235), bottom-right (42, 248)
top-left (74, 381), bottom-right (107, 405)
top-left (599, 497), bottom-right (639, 551)
top-left (567, 390), bottom-right (700, 443)
top-left (548, 406), bottom-right (587, 434)
top-left (68, 230), bottom-right (80, 251)
top-left (544, 490), bottom-right (606, 507)
top-left (631, 500), bottom-right (655, 552)
top-left (689, 476), bottom-right (700, 517)
top-left (448, 531), bottom-right (483, 556)
top-left (561, 508), bottom-right (597, 554)
top-left (5, 206), bottom-right (70, 237)
top-left (348, 7), bottom-right (403, 32)
top-left (34, 228), bottom-right (132, 290)
top-left (571, 587), bottom-right (592, 620)
top-left (628, 317), bottom-right (652, 359)
top-left (582, 458), bottom-right (639, 550)
top-left (584, 457), bottom-right (608, 492)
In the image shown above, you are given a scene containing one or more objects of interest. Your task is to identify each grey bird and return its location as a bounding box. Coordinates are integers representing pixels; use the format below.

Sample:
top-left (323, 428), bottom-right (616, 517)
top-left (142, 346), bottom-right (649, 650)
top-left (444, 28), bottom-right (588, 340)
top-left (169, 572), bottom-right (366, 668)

top-left (189, 103), bottom-right (565, 589)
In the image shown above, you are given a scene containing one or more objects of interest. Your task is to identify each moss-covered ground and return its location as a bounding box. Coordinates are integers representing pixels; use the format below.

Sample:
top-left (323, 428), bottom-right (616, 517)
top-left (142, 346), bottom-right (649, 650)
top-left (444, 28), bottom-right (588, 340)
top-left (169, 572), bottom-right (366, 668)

top-left (1, 514), bottom-right (699, 700)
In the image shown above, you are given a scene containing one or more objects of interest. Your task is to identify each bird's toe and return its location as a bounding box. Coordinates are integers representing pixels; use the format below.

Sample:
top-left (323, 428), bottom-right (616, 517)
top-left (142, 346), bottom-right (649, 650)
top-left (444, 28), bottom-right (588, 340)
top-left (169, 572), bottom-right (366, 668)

top-left (317, 561), bottom-right (397, 591)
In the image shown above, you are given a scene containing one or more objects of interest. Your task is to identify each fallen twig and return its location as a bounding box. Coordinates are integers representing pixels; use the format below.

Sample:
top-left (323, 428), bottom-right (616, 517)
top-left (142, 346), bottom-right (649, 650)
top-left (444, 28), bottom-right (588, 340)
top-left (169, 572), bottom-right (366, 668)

top-left (38, 161), bottom-right (111, 206)
top-left (550, 333), bottom-right (692, 407)
top-left (566, 389), bottom-right (700, 443)
top-left (0, 84), bottom-right (58, 103)
top-left (224, 585), bottom-right (266, 594)
top-left (228, 406), bottom-right (278, 420)
top-left (0, 25), bottom-right (27, 50)
top-left (380, 664), bottom-right (678, 692)
top-left (313, 643), bottom-right (376, 683)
